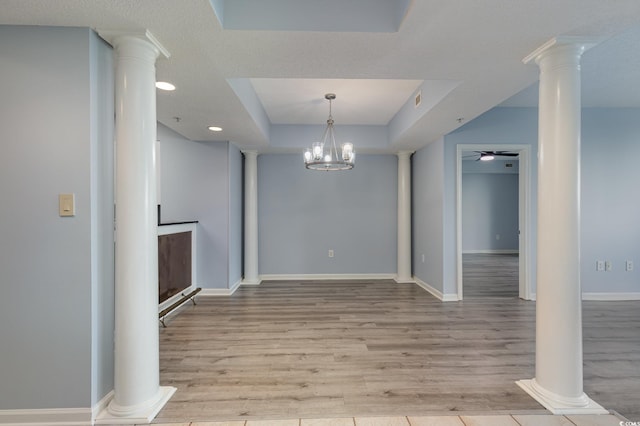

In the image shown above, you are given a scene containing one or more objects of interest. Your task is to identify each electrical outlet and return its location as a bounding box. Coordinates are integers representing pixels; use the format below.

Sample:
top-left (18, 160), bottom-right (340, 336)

top-left (328, 249), bottom-right (334, 258)
top-left (596, 261), bottom-right (605, 271)
top-left (626, 261), bottom-right (634, 271)
top-left (605, 261), bottom-right (612, 271)
top-left (422, 254), bottom-right (425, 263)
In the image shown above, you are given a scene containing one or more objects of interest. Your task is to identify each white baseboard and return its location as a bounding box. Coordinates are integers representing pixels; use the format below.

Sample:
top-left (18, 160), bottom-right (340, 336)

top-left (199, 278), bottom-right (260, 297)
top-left (229, 278), bottom-right (243, 294)
top-left (0, 408), bottom-right (91, 425)
top-left (259, 273), bottom-right (396, 281)
top-left (413, 276), bottom-right (459, 301)
top-left (582, 292), bottom-right (640, 301)
top-left (200, 287), bottom-right (235, 296)
top-left (463, 250), bottom-right (519, 254)
top-left (241, 278), bottom-right (261, 286)
top-left (91, 390), bottom-right (113, 421)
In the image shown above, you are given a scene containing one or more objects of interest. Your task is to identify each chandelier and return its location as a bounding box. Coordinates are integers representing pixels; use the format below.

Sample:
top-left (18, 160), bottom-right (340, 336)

top-left (303, 93), bottom-right (355, 171)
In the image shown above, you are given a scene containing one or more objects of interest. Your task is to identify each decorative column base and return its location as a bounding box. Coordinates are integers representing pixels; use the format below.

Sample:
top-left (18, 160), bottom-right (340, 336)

top-left (394, 276), bottom-right (414, 284)
top-left (241, 277), bottom-right (262, 285)
top-left (95, 386), bottom-right (176, 425)
top-left (516, 379), bottom-right (606, 415)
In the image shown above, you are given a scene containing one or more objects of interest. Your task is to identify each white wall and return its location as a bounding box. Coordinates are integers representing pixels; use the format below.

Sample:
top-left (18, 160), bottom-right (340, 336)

top-left (0, 26), bottom-right (114, 410)
top-left (258, 154), bottom-right (397, 276)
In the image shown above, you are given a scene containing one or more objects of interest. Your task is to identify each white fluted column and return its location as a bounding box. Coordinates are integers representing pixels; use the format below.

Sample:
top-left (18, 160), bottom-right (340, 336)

top-left (396, 151), bottom-right (413, 283)
top-left (517, 37), bottom-right (605, 414)
top-left (100, 32), bottom-right (175, 423)
top-left (243, 151), bottom-right (260, 285)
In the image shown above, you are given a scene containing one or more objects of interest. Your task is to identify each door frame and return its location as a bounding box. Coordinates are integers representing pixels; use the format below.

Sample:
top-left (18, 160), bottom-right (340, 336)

top-left (455, 144), bottom-right (533, 300)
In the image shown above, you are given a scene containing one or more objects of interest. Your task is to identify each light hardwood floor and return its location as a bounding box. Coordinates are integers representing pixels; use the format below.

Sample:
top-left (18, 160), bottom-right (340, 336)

top-left (463, 253), bottom-right (519, 298)
top-left (155, 256), bottom-right (639, 423)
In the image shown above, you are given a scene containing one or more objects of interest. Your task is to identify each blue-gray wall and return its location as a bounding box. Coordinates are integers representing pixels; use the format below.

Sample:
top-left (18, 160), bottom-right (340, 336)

top-left (258, 154), bottom-right (397, 275)
top-left (462, 173), bottom-right (519, 252)
top-left (0, 26), bottom-right (114, 410)
top-left (412, 107), bottom-right (539, 297)
top-left (158, 124), bottom-right (242, 289)
top-left (414, 106), bottom-right (639, 297)
top-left (581, 108), bottom-right (640, 293)
top-left (444, 108), bottom-right (539, 296)
top-left (412, 139), bottom-right (445, 290)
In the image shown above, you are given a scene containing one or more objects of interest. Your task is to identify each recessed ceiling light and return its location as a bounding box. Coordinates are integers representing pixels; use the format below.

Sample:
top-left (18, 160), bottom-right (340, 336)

top-left (208, 126), bottom-right (223, 132)
top-left (155, 81), bottom-right (176, 91)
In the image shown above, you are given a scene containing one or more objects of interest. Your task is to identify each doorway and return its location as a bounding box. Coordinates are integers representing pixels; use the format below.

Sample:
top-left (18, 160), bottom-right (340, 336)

top-left (455, 144), bottom-right (533, 301)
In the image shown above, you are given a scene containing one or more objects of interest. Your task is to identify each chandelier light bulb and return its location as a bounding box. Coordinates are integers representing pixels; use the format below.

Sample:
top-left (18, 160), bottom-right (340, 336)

top-left (342, 142), bottom-right (353, 161)
top-left (313, 142), bottom-right (324, 160)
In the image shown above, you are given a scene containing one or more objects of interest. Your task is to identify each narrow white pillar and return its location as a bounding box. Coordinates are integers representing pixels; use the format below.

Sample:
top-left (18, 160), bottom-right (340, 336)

top-left (99, 31), bottom-right (175, 423)
top-left (517, 37), bottom-right (605, 414)
top-left (396, 151), bottom-right (413, 283)
top-left (243, 151), bottom-right (261, 285)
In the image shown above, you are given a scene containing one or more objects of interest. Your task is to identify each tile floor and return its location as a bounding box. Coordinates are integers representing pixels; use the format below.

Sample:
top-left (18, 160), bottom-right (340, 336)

top-left (137, 413), bottom-right (629, 426)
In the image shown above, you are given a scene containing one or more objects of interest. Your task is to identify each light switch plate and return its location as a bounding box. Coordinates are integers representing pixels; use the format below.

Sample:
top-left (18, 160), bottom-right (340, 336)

top-left (59, 193), bottom-right (75, 217)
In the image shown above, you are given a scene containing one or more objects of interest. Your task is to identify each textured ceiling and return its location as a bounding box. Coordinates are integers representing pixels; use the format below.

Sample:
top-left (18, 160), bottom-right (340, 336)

top-left (249, 78), bottom-right (424, 125)
top-left (2, 0), bottom-right (640, 152)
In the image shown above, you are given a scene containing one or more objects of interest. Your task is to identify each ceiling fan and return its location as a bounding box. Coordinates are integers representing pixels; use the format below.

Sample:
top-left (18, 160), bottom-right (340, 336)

top-left (463, 151), bottom-right (519, 161)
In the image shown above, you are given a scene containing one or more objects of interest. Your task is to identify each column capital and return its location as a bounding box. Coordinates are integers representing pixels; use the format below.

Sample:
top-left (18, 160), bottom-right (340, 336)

top-left (396, 151), bottom-right (414, 159)
top-left (523, 36), bottom-right (601, 66)
top-left (242, 150), bottom-right (259, 158)
top-left (97, 29), bottom-right (171, 59)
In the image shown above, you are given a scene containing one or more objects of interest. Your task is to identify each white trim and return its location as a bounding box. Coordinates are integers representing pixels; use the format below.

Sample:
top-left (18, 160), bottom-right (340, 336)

top-left (516, 379), bottom-right (607, 415)
top-left (258, 274), bottom-right (396, 281)
top-left (229, 277), bottom-right (243, 293)
top-left (456, 144), bottom-right (532, 301)
top-left (94, 386), bottom-right (175, 424)
top-left (97, 29), bottom-right (171, 59)
top-left (462, 250), bottom-right (519, 254)
top-left (413, 276), bottom-right (459, 302)
top-left (91, 390), bottom-right (113, 421)
top-left (200, 287), bottom-right (236, 296)
top-left (523, 36), bottom-right (601, 65)
top-left (241, 278), bottom-right (262, 286)
top-left (456, 145), bottom-right (463, 300)
top-left (0, 408), bottom-right (91, 425)
top-left (199, 278), bottom-right (258, 297)
top-left (582, 292), bottom-right (640, 301)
